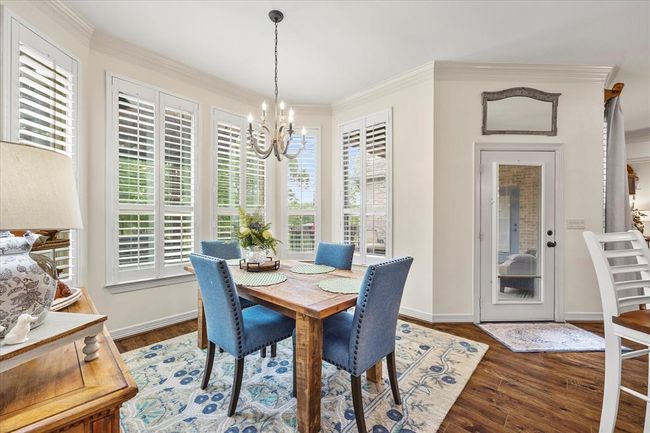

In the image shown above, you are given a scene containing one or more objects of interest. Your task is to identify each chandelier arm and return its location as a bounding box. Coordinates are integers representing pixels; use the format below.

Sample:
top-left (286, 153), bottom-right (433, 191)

top-left (250, 136), bottom-right (275, 159)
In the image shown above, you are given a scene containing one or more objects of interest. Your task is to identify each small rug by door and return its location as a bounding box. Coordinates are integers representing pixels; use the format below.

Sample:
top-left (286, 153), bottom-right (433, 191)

top-left (120, 322), bottom-right (487, 433)
top-left (478, 322), bottom-right (608, 353)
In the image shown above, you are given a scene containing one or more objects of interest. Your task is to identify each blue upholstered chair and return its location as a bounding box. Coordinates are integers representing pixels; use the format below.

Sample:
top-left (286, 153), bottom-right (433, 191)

top-left (314, 242), bottom-right (355, 270)
top-left (321, 256), bottom-right (413, 432)
top-left (201, 240), bottom-right (277, 357)
top-left (190, 253), bottom-right (295, 416)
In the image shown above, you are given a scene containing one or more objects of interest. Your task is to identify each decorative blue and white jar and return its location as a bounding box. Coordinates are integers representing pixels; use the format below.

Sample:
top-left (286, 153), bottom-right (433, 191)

top-left (0, 233), bottom-right (56, 337)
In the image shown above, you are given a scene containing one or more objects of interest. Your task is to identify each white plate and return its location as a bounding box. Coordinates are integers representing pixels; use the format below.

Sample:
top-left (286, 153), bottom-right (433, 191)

top-left (50, 287), bottom-right (82, 311)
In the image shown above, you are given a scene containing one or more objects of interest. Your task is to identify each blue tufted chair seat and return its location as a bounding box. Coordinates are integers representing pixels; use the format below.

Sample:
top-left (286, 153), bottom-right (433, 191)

top-left (240, 306), bottom-right (295, 356)
top-left (322, 311), bottom-right (354, 370)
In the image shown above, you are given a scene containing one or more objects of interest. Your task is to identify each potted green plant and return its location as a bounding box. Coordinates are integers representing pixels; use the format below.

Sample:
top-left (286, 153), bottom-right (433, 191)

top-left (237, 208), bottom-right (280, 263)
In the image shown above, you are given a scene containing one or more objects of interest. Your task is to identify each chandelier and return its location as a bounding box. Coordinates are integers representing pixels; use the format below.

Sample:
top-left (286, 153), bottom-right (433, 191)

top-left (247, 10), bottom-right (305, 161)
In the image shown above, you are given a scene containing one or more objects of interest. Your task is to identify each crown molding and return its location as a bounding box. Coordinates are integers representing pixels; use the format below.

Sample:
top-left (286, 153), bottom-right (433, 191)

top-left (292, 104), bottom-right (332, 116)
top-left (332, 62), bottom-right (434, 112)
top-left (626, 127), bottom-right (650, 144)
top-left (91, 31), bottom-right (268, 105)
top-left (434, 61), bottom-right (613, 83)
top-left (30, 0), bottom-right (94, 43)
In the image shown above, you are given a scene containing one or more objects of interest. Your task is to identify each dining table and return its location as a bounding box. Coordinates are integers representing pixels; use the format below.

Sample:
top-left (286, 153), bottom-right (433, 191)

top-left (184, 259), bottom-right (380, 433)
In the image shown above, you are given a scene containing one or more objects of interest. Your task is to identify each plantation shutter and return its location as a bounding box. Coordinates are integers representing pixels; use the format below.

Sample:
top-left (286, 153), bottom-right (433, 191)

top-left (114, 82), bottom-right (156, 279)
top-left (340, 110), bottom-right (392, 265)
top-left (245, 135), bottom-right (266, 213)
top-left (9, 19), bottom-right (78, 282)
top-left (214, 111), bottom-right (242, 240)
top-left (161, 95), bottom-right (196, 271)
top-left (286, 131), bottom-right (319, 256)
top-left (364, 119), bottom-right (388, 257)
top-left (342, 121), bottom-right (363, 253)
top-left (108, 77), bottom-right (197, 284)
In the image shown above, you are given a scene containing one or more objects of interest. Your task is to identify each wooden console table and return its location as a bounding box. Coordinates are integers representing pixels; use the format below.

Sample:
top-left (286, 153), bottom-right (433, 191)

top-left (0, 289), bottom-right (138, 433)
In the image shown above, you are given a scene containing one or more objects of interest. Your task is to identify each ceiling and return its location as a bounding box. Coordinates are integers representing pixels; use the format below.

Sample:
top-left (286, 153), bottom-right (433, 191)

top-left (68, 0), bottom-right (649, 130)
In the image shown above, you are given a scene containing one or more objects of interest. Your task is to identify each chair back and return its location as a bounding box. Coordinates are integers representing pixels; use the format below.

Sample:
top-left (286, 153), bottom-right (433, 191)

top-left (348, 256), bottom-right (413, 375)
top-left (583, 230), bottom-right (650, 323)
top-left (201, 239), bottom-right (241, 260)
top-left (189, 253), bottom-right (244, 356)
top-left (315, 242), bottom-right (355, 270)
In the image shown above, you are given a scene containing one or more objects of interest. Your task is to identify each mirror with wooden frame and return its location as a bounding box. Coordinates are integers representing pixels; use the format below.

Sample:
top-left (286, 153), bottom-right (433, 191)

top-left (482, 87), bottom-right (561, 136)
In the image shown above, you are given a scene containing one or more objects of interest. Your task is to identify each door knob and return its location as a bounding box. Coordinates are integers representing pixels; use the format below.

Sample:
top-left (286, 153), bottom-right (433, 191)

top-left (547, 241), bottom-right (557, 248)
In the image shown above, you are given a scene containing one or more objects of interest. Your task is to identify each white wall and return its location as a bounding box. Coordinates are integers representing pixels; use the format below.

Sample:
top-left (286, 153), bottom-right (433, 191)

top-left (330, 65), bottom-right (435, 321)
top-left (434, 64), bottom-right (607, 321)
top-left (627, 129), bottom-right (650, 235)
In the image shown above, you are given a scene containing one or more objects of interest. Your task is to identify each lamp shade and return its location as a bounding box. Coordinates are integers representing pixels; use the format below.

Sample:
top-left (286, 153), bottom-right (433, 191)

top-left (0, 141), bottom-right (83, 230)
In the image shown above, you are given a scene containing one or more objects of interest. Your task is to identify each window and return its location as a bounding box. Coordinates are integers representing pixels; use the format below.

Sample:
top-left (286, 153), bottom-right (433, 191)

top-left (107, 76), bottom-right (198, 284)
top-left (283, 129), bottom-right (320, 257)
top-left (213, 109), bottom-right (267, 240)
top-left (340, 110), bottom-right (392, 265)
top-left (5, 17), bottom-right (78, 282)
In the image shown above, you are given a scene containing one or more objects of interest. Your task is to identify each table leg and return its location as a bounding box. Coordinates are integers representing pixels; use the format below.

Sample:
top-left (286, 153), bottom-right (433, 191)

top-left (295, 313), bottom-right (323, 433)
top-left (197, 290), bottom-right (208, 350)
top-left (366, 360), bottom-right (383, 383)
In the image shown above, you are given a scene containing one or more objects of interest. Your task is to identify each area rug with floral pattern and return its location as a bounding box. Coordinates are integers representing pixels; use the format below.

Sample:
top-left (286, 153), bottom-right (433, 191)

top-left (120, 321), bottom-right (488, 433)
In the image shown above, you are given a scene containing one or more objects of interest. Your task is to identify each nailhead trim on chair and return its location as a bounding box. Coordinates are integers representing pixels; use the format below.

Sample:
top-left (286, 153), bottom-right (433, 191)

top-left (218, 258), bottom-right (245, 356)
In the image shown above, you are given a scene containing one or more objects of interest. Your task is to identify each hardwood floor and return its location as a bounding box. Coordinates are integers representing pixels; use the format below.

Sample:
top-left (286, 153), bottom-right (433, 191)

top-left (115, 319), bottom-right (647, 432)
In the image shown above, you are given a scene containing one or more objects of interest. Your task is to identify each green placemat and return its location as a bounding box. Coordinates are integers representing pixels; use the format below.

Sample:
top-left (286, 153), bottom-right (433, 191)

top-left (318, 278), bottom-right (363, 294)
top-left (226, 259), bottom-right (241, 266)
top-left (234, 272), bottom-right (287, 287)
top-left (290, 264), bottom-right (336, 274)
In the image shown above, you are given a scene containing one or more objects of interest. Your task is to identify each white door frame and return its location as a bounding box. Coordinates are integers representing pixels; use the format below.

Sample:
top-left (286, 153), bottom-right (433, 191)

top-left (473, 142), bottom-right (565, 323)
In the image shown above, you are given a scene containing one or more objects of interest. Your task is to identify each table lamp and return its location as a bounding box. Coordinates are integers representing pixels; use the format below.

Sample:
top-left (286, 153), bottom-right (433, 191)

top-left (0, 141), bottom-right (83, 339)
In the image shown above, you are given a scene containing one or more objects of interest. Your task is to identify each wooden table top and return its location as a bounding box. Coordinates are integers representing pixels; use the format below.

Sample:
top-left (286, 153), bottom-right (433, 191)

top-left (184, 260), bottom-right (366, 319)
top-left (0, 289), bottom-right (138, 432)
top-left (613, 309), bottom-right (650, 334)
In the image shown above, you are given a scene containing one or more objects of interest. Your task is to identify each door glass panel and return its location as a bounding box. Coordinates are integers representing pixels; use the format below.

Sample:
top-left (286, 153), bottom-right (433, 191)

top-left (496, 164), bottom-right (542, 302)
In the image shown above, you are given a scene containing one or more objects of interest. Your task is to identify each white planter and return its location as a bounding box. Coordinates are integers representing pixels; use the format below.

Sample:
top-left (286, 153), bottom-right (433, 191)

top-left (244, 246), bottom-right (269, 264)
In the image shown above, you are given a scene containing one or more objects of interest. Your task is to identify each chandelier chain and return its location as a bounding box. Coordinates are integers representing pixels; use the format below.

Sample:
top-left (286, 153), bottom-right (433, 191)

top-left (274, 21), bottom-right (279, 102)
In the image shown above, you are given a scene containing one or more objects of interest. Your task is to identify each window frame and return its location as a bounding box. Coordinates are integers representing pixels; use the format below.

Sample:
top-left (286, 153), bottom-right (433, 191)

top-left (105, 72), bottom-right (200, 285)
top-left (211, 107), bottom-right (269, 241)
top-left (280, 127), bottom-right (321, 260)
top-left (339, 109), bottom-right (393, 265)
top-left (1, 8), bottom-right (81, 285)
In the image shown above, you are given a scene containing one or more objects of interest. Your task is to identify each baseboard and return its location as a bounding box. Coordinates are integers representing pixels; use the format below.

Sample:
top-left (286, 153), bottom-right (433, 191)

top-left (109, 309), bottom-right (198, 340)
top-left (564, 312), bottom-right (603, 322)
top-left (399, 306), bottom-right (434, 323)
top-left (431, 313), bottom-right (475, 323)
top-left (398, 307), bottom-right (475, 324)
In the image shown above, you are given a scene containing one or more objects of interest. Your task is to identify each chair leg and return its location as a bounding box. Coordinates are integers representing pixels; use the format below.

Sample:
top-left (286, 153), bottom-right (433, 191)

top-left (351, 375), bottom-right (367, 433)
top-left (646, 352), bottom-right (650, 433)
top-left (271, 343), bottom-right (277, 358)
top-left (201, 341), bottom-right (216, 390)
top-left (292, 338), bottom-right (297, 398)
top-left (228, 357), bottom-right (245, 417)
top-left (599, 332), bottom-right (621, 433)
top-left (387, 352), bottom-right (401, 405)
top-left (260, 347), bottom-right (267, 358)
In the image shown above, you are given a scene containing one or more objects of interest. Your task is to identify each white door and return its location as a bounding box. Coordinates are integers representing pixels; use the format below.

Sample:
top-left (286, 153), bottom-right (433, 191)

top-left (479, 150), bottom-right (556, 322)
